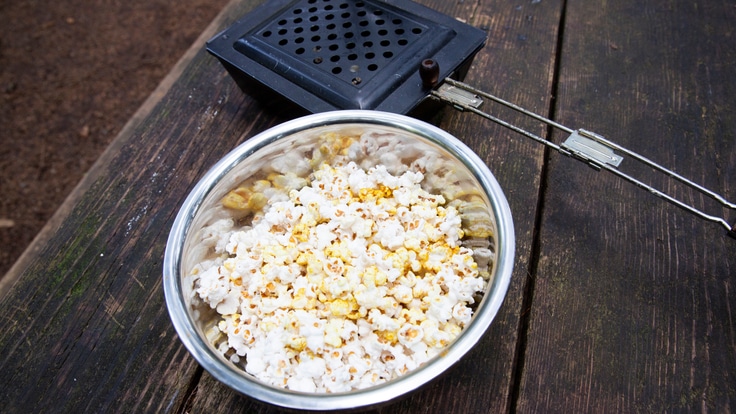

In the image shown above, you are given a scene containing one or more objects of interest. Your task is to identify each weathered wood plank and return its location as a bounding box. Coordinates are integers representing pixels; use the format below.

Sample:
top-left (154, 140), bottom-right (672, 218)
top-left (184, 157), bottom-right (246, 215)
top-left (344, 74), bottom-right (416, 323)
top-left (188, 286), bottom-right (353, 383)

top-left (518, 0), bottom-right (736, 411)
top-left (0, 0), bottom-right (281, 412)
top-left (0, 0), bottom-right (573, 411)
top-left (183, 0), bottom-right (564, 412)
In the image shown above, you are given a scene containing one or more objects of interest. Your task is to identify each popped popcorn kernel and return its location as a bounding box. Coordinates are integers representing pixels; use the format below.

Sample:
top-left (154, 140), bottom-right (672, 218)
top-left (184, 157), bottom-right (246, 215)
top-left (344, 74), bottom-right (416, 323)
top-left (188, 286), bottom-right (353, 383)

top-left (376, 330), bottom-right (398, 345)
top-left (329, 298), bottom-right (352, 317)
top-left (286, 335), bottom-right (308, 352)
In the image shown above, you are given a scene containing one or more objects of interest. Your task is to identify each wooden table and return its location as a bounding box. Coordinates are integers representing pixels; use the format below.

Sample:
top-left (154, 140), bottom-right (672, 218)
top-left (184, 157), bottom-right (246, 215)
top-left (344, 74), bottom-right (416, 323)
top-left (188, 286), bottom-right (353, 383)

top-left (1, 0), bottom-right (734, 412)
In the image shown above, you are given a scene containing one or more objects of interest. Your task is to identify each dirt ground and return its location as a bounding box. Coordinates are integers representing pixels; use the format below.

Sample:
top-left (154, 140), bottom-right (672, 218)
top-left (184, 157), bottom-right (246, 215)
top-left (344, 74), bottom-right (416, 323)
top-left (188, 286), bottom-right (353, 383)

top-left (0, 0), bottom-right (230, 277)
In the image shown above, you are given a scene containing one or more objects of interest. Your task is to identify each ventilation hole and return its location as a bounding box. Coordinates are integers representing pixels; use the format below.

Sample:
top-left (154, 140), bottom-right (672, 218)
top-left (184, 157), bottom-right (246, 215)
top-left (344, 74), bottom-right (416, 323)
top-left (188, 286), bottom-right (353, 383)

top-left (241, 0), bottom-right (456, 91)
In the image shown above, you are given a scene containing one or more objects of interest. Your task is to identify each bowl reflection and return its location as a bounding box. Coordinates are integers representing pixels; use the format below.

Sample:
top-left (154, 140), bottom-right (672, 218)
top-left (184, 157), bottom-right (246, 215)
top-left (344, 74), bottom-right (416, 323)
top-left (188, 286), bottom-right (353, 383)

top-left (163, 110), bottom-right (515, 411)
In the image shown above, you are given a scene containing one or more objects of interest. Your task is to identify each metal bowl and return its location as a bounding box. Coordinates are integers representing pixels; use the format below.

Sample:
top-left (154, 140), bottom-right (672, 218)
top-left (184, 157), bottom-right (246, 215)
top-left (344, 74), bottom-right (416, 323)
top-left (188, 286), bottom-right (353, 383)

top-left (163, 110), bottom-right (515, 411)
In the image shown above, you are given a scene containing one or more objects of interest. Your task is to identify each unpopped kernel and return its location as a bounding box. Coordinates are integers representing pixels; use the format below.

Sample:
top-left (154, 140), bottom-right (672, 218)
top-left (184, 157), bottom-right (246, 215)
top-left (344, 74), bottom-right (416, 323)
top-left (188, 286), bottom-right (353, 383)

top-left (192, 139), bottom-right (490, 393)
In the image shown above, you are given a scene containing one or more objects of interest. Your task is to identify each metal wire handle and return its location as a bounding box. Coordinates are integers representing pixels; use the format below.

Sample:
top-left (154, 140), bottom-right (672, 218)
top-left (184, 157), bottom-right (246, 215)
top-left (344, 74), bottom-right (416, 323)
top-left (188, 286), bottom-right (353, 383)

top-left (431, 77), bottom-right (736, 238)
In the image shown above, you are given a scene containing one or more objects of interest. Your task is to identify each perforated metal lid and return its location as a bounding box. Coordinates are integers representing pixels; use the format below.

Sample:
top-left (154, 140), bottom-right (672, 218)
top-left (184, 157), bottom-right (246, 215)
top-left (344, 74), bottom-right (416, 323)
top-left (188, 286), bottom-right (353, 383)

top-left (207, 0), bottom-right (486, 114)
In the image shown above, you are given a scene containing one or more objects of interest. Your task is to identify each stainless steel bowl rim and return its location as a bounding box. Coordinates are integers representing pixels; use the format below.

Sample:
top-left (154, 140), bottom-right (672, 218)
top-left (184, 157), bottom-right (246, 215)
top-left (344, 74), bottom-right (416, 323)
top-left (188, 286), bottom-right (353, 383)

top-left (163, 110), bottom-right (515, 411)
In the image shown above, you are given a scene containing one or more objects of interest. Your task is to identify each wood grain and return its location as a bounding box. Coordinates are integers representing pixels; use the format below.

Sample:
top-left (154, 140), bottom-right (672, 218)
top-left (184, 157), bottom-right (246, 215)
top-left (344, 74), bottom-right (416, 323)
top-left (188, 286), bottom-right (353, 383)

top-left (3, 0), bottom-right (732, 412)
top-left (0, 0), bottom-right (564, 411)
top-left (0, 0), bottom-right (280, 412)
top-left (182, 0), bottom-right (562, 412)
top-left (517, 0), bottom-right (736, 412)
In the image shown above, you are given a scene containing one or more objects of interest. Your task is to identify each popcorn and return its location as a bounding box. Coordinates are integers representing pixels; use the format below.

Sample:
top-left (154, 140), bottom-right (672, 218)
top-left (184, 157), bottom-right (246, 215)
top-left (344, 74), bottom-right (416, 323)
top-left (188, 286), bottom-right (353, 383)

top-left (191, 132), bottom-right (494, 393)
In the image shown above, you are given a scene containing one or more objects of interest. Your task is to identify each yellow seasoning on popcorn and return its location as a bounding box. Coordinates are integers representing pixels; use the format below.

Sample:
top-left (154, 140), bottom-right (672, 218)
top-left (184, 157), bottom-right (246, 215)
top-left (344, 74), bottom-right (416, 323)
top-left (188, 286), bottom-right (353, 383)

top-left (193, 156), bottom-right (488, 393)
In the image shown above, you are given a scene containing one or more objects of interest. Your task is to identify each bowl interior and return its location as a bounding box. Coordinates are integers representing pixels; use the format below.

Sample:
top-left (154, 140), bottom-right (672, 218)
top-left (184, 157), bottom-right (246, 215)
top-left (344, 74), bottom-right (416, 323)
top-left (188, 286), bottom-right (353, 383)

top-left (164, 112), bottom-right (515, 410)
